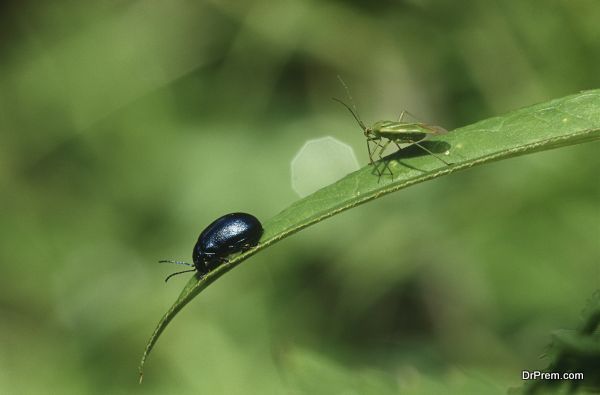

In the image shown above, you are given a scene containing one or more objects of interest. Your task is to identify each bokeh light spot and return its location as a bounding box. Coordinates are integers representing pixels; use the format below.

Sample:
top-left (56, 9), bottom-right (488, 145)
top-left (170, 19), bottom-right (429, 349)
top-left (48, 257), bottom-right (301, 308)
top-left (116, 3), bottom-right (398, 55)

top-left (291, 136), bottom-right (359, 197)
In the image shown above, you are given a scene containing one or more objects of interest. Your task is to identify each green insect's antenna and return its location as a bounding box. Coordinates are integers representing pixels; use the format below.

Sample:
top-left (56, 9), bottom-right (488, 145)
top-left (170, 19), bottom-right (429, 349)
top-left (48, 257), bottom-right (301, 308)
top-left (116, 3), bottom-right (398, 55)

top-left (334, 75), bottom-right (367, 131)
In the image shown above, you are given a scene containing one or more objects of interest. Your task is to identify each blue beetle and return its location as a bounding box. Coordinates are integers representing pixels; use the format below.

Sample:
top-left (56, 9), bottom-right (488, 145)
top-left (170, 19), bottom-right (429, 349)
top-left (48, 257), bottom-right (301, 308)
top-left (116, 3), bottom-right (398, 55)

top-left (160, 212), bottom-right (263, 282)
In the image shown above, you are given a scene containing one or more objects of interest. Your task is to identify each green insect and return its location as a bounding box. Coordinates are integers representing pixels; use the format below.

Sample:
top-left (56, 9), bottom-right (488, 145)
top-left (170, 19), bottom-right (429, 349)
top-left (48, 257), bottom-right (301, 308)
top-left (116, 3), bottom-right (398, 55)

top-left (334, 78), bottom-right (451, 177)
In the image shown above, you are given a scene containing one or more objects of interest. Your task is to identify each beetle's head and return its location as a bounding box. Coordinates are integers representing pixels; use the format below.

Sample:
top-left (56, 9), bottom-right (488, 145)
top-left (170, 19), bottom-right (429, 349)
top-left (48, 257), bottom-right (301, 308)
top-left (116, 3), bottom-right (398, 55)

top-left (192, 245), bottom-right (204, 265)
top-left (192, 248), bottom-right (210, 275)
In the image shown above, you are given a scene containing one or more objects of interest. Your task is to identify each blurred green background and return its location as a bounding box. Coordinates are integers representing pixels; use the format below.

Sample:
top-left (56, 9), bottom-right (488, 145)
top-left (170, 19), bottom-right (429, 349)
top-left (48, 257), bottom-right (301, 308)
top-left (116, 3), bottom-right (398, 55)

top-left (1, 1), bottom-right (598, 394)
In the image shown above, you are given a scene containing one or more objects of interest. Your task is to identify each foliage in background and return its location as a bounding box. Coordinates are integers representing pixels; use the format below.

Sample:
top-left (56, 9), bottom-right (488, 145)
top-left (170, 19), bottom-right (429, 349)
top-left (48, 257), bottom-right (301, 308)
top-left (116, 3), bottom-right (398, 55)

top-left (522, 291), bottom-right (600, 394)
top-left (0, 1), bottom-right (598, 394)
top-left (139, 90), bottom-right (600, 380)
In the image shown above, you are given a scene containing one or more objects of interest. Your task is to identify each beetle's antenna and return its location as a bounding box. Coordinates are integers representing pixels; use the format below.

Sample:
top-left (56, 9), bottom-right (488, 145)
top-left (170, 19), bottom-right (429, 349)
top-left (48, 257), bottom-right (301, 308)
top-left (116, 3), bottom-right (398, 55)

top-left (334, 75), bottom-right (367, 131)
top-left (164, 269), bottom-right (196, 282)
top-left (159, 259), bottom-right (192, 266)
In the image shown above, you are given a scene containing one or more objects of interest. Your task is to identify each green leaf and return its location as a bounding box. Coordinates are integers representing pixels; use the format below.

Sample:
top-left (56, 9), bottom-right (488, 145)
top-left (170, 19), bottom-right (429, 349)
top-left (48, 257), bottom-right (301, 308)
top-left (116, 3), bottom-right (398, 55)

top-left (139, 89), bottom-right (600, 382)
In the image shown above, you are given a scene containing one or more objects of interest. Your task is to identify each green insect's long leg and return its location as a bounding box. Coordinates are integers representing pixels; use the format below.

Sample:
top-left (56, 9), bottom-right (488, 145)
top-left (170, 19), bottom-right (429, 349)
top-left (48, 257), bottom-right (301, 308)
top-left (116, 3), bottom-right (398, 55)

top-left (366, 138), bottom-right (375, 165)
top-left (374, 139), bottom-right (394, 177)
top-left (398, 110), bottom-right (428, 123)
top-left (368, 139), bottom-right (385, 177)
top-left (364, 137), bottom-right (385, 177)
top-left (367, 137), bottom-right (384, 167)
top-left (372, 139), bottom-right (387, 150)
top-left (377, 139), bottom-right (392, 158)
top-left (398, 140), bottom-right (450, 166)
top-left (412, 140), bottom-right (450, 165)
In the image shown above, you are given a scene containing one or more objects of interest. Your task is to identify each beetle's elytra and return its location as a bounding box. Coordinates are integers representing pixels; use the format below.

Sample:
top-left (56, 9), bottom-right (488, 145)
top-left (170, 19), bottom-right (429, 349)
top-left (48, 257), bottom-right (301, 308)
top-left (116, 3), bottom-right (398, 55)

top-left (160, 212), bottom-right (263, 282)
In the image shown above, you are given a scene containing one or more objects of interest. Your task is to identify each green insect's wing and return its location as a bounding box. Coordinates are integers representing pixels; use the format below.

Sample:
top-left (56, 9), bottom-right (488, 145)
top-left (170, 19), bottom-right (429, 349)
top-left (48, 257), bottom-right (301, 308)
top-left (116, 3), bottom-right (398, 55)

top-left (426, 125), bottom-right (448, 135)
top-left (372, 120), bottom-right (446, 142)
top-left (375, 121), bottom-right (444, 134)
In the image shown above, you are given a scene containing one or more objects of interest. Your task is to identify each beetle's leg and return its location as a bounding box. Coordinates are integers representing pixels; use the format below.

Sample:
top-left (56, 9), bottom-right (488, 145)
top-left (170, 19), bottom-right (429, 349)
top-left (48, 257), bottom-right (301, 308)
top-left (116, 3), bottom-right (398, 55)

top-left (239, 238), bottom-right (256, 252)
top-left (204, 256), bottom-right (229, 272)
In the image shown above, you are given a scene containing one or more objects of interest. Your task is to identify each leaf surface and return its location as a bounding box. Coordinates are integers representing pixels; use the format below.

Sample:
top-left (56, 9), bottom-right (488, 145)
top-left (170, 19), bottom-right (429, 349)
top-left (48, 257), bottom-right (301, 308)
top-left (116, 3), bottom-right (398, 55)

top-left (139, 89), bottom-right (600, 381)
